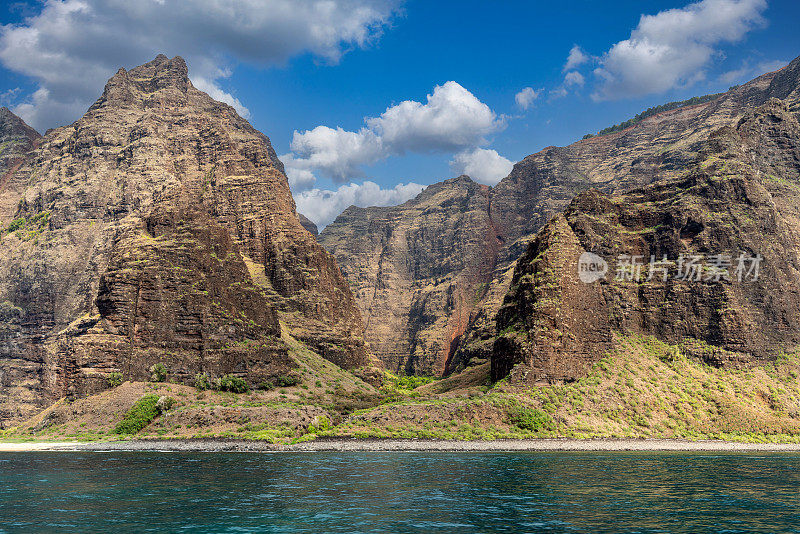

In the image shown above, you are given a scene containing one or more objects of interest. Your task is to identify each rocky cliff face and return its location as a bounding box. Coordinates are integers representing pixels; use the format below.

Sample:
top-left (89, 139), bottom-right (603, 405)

top-left (322, 56), bottom-right (800, 376)
top-left (456, 56), bottom-right (800, 369)
top-left (0, 55), bottom-right (368, 423)
top-left (493, 98), bottom-right (800, 383)
top-left (0, 108), bottom-right (41, 220)
top-left (319, 176), bottom-right (502, 375)
top-left (297, 213), bottom-right (318, 237)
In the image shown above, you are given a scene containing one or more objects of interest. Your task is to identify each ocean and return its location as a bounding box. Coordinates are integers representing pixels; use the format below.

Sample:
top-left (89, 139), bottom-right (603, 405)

top-left (0, 451), bottom-right (798, 533)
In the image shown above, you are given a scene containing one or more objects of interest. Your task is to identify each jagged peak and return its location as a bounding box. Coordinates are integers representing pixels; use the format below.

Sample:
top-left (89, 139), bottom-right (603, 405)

top-left (445, 174), bottom-right (477, 185)
top-left (766, 54), bottom-right (800, 100)
top-left (0, 106), bottom-right (41, 140)
top-left (95, 54), bottom-right (191, 109)
top-left (128, 54), bottom-right (188, 81)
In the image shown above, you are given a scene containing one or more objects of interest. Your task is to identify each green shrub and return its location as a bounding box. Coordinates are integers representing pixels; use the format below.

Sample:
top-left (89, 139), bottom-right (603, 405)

top-left (308, 415), bottom-right (330, 433)
top-left (107, 372), bottom-right (124, 388)
top-left (157, 396), bottom-right (176, 412)
top-left (216, 374), bottom-right (249, 393)
top-left (114, 394), bottom-right (161, 434)
top-left (150, 363), bottom-right (168, 382)
top-left (275, 374), bottom-right (301, 387)
top-left (194, 372), bottom-right (211, 391)
top-left (4, 217), bottom-right (25, 233)
top-left (393, 375), bottom-right (437, 390)
top-left (256, 380), bottom-right (275, 391)
top-left (509, 405), bottom-right (552, 432)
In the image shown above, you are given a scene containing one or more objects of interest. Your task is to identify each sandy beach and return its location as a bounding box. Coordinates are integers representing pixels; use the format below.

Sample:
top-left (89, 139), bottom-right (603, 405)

top-left (2, 438), bottom-right (800, 453)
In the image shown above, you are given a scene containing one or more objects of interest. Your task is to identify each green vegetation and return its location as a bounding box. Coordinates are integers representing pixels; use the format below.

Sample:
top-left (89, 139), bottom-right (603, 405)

top-left (508, 404), bottom-right (552, 431)
top-left (106, 372), bottom-right (124, 388)
top-left (1, 211), bottom-right (51, 241)
top-left (585, 93), bottom-right (723, 138)
top-left (149, 363), bottom-right (168, 382)
top-left (193, 373), bottom-right (211, 391)
top-left (216, 374), bottom-right (249, 393)
top-left (10, 332), bottom-right (800, 445)
top-left (256, 380), bottom-right (276, 391)
top-left (308, 416), bottom-right (331, 434)
top-left (385, 372), bottom-right (438, 391)
top-left (275, 374), bottom-right (302, 387)
top-left (323, 335), bottom-right (800, 443)
top-left (5, 217), bottom-right (25, 233)
top-left (114, 395), bottom-right (161, 434)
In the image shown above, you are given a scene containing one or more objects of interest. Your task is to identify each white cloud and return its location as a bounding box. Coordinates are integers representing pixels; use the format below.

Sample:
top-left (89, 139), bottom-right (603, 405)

top-left (287, 127), bottom-right (384, 183)
top-left (286, 81), bottom-right (505, 183)
top-left (281, 154), bottom-right (319, 192)
top-left (564, 71), bottom-right (585, 87)
top-left (449, 148), bottom-right (513, 186)
top-left (549, 87), bottom-right (568, 100)
top-left (294, 181), bottom-right (425, 228)
top-left (718, 65), bottom-right (752, 85)
top-left (0, 0), bottom-right (401, 130)
top-left (0, 87), bottom-right (21, 107)
top-left (564, 45), bottom-right (589, 71)
top-left (592, 0), bottom-right (767, 101)
top-left (191, 76), bottom-right (250, 119)
top-left (756, 59), bottom-right (789, 73)
top-left (366, 81), bottom-right (503, 152)
top-left (514, 87), bottom-right (540, 110)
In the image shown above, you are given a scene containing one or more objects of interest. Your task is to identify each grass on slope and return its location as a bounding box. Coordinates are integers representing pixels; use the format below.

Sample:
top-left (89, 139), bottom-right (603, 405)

top-left (325, 334), bottom-right (800, 443)
top-left (6, 334), bottom-right (800, 444)
top-left (114, 394), bottom-right (161, 435)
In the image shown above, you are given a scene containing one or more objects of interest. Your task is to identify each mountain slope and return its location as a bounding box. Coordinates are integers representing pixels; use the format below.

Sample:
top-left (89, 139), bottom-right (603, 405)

top-left (321, 55), bottom-right (800, 376)
top-left (493, 98), bottom-right (800, 383)
top-left (0, 108), bottom-right (41, 222)
top-left (0, 55), bottom-right (369, 423)
top-left (320, 176), bottom-right (501, 375)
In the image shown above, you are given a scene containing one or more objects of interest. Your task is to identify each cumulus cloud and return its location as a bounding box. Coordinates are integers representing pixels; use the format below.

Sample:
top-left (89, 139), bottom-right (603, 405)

top-left (0, 0), bottom-right (401, 130)
top-left (191, 76), bottom-right (251, 118)
top-left (449, 148), bottom-right (513, 186)
top-left (285, 81), bottom-right (506, 186)
top-left (514, 87), bottom-right (540, 110)
top-left (592, 0), bottom-right (767, 101)
top-left (294, 181), bottom-right (426, 228)
top-left (365, 81), bottom-right (504, 152)
top-left (564, 71), bottom-right (585, 87)
top-left (286, 127), bottom-right (384, 182)
top-left (564, 45), bottom-right (589, 71)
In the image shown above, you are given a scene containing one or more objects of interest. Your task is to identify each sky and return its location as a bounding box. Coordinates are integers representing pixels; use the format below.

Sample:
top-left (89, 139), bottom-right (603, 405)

top-left (1, 0), bottom-right (799, 228)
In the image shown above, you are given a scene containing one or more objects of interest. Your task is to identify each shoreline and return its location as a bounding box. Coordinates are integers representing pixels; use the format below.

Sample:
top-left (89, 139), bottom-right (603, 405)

top-left (3, 438), bottom-right (800, 452)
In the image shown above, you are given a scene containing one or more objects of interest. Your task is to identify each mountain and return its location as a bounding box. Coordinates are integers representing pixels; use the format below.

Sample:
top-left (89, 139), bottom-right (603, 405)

top-left (0, 108), bottom-right (41, 218)
top-left (0, 55), bottom-right (369, 423)
top-left (494, 97), bottom-right (800, 383)
top-left (321, 55), bottom-right (800, 376)
top-left (0, 107), bottom-right (40, 168)
top-left (320, 176), bottom-right (500, 375)
top-left (297, 213), bottom-right (318, 237)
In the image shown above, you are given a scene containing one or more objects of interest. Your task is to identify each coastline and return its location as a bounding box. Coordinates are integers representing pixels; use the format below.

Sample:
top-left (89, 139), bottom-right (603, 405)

top-left (3, 438), bottom-right (800, 453)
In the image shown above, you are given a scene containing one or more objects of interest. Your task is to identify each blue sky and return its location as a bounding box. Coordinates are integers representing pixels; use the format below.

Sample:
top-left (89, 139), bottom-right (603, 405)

top-left (1, 0), bottom-right (798, 226)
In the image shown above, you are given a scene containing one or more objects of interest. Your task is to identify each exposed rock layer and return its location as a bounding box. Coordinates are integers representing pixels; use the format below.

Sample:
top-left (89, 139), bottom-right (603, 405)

top-left (321, 56), bottom-right (800, 376)
top-left (320, 176), bottom-right (500, 375)
top-left (0, 55), bottom-right (368, 423)
top-left (493, 99), bottom-right (800, 383)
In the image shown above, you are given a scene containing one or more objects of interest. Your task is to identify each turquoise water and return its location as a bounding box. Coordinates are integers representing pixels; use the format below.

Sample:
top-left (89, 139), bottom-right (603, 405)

top-left (0, 452), bottom-right (798, 533)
